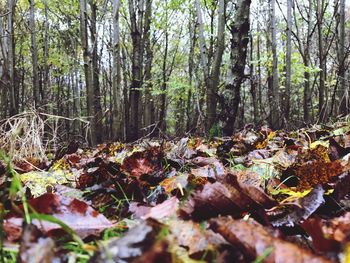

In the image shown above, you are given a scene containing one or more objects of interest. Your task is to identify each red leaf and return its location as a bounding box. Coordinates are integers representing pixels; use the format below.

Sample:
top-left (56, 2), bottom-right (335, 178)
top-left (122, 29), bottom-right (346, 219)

top-left (4, 193), bottom-right (112, 240)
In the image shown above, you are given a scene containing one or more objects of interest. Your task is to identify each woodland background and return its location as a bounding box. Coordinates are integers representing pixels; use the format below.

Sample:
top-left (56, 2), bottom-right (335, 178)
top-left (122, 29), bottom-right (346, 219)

top-left (0, 0), bottom-right (349, 145)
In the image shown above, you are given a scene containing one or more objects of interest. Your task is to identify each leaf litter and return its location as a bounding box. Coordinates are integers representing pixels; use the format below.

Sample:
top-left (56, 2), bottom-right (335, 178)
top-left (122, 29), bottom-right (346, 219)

top-left (1, 123), bottom-right (350, 262)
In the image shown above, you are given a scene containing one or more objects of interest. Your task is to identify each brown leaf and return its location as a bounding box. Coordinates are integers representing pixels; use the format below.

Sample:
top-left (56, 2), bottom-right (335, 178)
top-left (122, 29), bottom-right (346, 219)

top-left (166, 138), bottom-right (196, 167)
top-left (121, 147), bottom-right (165, 184)
top-left (210, 216), bottom-right (331, 263)
top-left (160, 172), bottom-right (188, 194)
top-left (294, 160), bottom-right (344, 190)
top-left (132, 241), bottom-right (171, 263)
top-left (179, 175), bottom-right (265, 221)
top-left (18, 223), bottom-right (56, 263)
top-left (169, 219), bottom-right (228, 255)
top-left (4, 193), bottom-right (112, 240)
top-left (329, 138), bottom-right (350, 161)
top-left (129, 196), bottom-right (179, 220)
top-left (90, 219), bottom-right (164, 263)
top-left (268, 184), bottom-right (325, 227)
top-left (301, 217), bottom-right (340, 253)
top-left (236, 170), bottom-right (277, 208)
top-left (191, 157), bottom-right (226, 179)
top-left (320, 212), bottom-right (350, 243)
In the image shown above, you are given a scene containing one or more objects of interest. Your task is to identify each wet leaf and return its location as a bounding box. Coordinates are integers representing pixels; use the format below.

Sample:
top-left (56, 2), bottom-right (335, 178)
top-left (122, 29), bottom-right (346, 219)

top-left (168, 219), bottom-right (228, 255)
top-left (210, 216), bottom-right (331, 263)
top-left (18, 223), bottom-right (56, 263)
top-left (90, 219), bottom-right (164, 262)
top-left (268, 185), bottom-right (325, 227)
top-left (294, 160), bottom-right (344, 189)
top-left (121, 146), bottom-right (165, 184)
top-left (4, 193), bottom-right (112, 240)
top-left (160, 172), bottom-right (188, 195)
top-left (301, 217), bottom-right (340, 253)
top-left (129, 196), bottom-right (179, 219)
top-left (179, 175), bottom-right (266, 221)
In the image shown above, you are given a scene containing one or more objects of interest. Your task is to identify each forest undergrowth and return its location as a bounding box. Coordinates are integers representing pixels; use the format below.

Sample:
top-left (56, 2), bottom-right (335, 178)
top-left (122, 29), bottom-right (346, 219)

top-left (1, 114), bottom-right (350, 262)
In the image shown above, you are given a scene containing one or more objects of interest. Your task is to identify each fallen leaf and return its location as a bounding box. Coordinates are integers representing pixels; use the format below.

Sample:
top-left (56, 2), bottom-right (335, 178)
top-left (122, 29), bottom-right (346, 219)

top-left (129, 196), bottom-right (179, 220)
top-left (179, 175), bottom-right (266, 221)
top-left (235, 170), bottom-right (277, 208)
top-left (4, 193), bottom-right (112, 240)
top-left (169, 219), bottom-right (228, 255)
top-left (209, 216), bottom-right (331, 263)
top-left (18, 223), bottom-right (56, 263)
top-left (90, 219), bottom-right (163, 262)
top-left (301, 217), bottom-right (340, 253)
top-left (267, 184), bottom-right (325, 227)
top-left (132, 241), bottom-right (171, 263)
top-left (121, 146), bottom-right (165, 184)
top-left (160, 172), bottom-right (188, 194)
top-left (294, 160), bottom-right (344, 189)
top-left (166, 138), bottom-right (196, 167)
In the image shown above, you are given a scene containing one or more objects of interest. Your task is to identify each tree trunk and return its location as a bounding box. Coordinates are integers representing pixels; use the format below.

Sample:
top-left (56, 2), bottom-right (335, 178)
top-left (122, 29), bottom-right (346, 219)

top-left (269, 0), bottom-right (280, 129)
top-left (79, 0), bottom-right (96, 145)
top-left (249, 34), bottom-right (258, 124)
top-left (90, 1), bottom-right (103, 143)
top-left (112, 0), bottom-right (123, 140)
top-left (338, 0), bottom-right (347, 115)
top-left (299, 0), bottom-right (313, 124)
top-left (257, 18), bottom-right (263, 117)
top-left (220, 0), bottom-right (251, 136)
top-left (43, 0), bottom-right (49, 108)
top-left (186, 10), bottom-right (196, 131)
top-left (159, 1), bottom-right (168, 133)
top-left (317, 0), bottom-right (326, 122)
top-left (195, 0), bottom-right (225, 132)
top-left (29, 0), bottom-right (40, 109)
top-left (6, 0), bottom-right (16, 116)
top-left (127, 0), bottom-right (144, 141)
top-left (143, 0), bottom-right (154, 135)
top-left (284, 0), bottom-right (292, 123)
top-left (121, 47), bottom-right (129, 139)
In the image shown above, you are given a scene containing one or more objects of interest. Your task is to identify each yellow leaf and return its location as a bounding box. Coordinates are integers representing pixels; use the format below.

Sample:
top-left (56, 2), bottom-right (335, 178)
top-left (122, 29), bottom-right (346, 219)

top-left (310, 140), bottom-right (329, 149)
top-left (344, 243), bottom-right (350, 263)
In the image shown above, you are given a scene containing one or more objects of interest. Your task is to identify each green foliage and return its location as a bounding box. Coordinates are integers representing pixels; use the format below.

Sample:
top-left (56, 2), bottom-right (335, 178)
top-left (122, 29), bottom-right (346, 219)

top-left (209, 123), bottom-right (223, 139)
top-left (253, 246), bottom-right (274, 263)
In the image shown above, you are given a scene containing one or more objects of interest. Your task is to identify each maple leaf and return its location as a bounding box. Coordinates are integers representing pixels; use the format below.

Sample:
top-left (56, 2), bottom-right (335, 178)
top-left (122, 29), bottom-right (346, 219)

top-left (4, 193), bottom-right (112, 241)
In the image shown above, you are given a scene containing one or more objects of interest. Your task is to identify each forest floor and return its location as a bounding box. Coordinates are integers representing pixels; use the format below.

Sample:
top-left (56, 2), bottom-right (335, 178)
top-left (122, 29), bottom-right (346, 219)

top-left (1, 117), bottom-right (350, 262)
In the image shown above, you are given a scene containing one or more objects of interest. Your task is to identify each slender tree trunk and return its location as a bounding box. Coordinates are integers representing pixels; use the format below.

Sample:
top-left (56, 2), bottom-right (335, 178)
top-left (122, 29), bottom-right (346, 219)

top-left (121, 47), bottom-right (129, 139)
top-left (159, 1), bottom-right (168, 133)
top-left (7, 0), bottom-right (16, 116)
top-left (186, 11), bottom-right (196, 131)
top-left (338, 0), bottom-right (348, 115)
top-left (90, 1), bottom-right (103, 143)
top-left (29, 0), bottom-right (40, 108)
top-left (220, 0), bottom-right (251, 136)
top-left (303, 56), bottom-right (311, 124)
top-left (127, 0), bottom-right (144, 141)
top-left (112, 0), bottom-right (123, 139)
top-left (284, 0), bottom-right (292, 123)
top-left (143, 0), bottom-right (154, 135)
top-left (257, 20), bottom-right (262, 116)
top-left (43, 0), bottom-right (49, 108)
top-left (0, 9), bottom-right (6, 118)
top-left (300, 0), bottom-right (313, 124)
top-left (73, 55), bottom-right (81, 136)
top-left (79, 0), bottom-right (96, 145)
top-left (250, 35), bottom-right (258, 124)
top-left (195, 0), bottom-right (225, 132)
top-left (269, 0), bottom-right (280, 129)
top-left (317, 0), bottom-right (326, 122)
